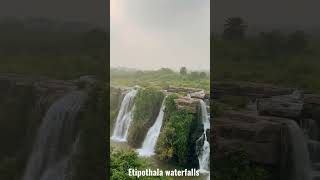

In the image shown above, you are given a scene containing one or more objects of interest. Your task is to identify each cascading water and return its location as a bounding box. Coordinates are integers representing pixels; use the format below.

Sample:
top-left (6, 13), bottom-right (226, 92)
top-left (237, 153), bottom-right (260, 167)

top-left (284, 120), bottom-right (312, 180)
top-left (111, 89), bottom-right (137, 142)
top-left (23, 91), bottom-right (87, 180)
top-left (197, 100), bottom-right (210, 174)
top-left (137, 99), bottom-right (165, 157)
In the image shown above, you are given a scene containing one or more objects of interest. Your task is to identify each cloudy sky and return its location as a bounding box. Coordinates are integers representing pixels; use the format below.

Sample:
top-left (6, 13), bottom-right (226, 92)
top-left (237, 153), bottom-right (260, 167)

top-left (110, 0), bottom-right (210, 71)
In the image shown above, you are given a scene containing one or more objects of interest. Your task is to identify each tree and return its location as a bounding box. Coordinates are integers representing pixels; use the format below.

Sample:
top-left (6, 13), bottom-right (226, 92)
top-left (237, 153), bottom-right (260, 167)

top-left (180, 67), bottom-right (187, 76)
top-left (223, 17), bottom-right (248, 41)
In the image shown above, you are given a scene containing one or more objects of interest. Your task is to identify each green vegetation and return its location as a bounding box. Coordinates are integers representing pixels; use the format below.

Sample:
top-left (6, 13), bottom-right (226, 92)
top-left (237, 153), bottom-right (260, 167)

top-left (212, 149), bottom-right (271, 180)
top-left (156, 95), bottom-right (195, 165)
top-left (111, 148), bottom-right (165, 180)
top-left (213, 17), bottom-right (320, 93)
top-left (127, 88), bottom-right (164, 147)
top-left (111, 68), bottom-right (209, 91)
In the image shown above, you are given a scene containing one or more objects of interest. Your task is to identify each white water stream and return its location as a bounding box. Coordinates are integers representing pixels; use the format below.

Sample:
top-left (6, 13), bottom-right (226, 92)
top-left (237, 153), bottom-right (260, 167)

top-left (197, 100), bottom-right (210, 174)
top-left (23, 91), bottom-right (87, 180)
top-left (111, 89), bottom-right (137, 142)
top-left (137, 99), bottom-right (166, 157)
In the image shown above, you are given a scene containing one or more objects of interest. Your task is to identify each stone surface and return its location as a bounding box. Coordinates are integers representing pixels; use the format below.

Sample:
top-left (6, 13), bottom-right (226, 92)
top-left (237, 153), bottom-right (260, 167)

top-left (174, 97), bottom-right (200, 113)
top-left (257, 91), bottom-right (304, 119)
top-left (214, 110), bottom-right (292, 165)
top-left (190, 90), bottom-right (206, 99)
top-left (212, 81), bottom-right (294, 99)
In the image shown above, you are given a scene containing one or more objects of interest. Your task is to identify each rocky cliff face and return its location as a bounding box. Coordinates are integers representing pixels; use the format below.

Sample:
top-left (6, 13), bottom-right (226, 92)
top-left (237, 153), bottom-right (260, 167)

top-left (0, 74), bottom-right (102, 180)
top-left (213, 81), bottom-right (320, 180)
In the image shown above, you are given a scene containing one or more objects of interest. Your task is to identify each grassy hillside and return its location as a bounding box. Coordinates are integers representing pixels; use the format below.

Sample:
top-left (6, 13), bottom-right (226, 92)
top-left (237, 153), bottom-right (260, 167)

top-left (111, 68), bottom-right (210, 91)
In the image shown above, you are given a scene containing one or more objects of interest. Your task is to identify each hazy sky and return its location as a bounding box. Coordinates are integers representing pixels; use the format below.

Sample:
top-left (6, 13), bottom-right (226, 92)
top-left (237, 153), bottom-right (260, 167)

top-left (110, 0), bottom-right (210, 71)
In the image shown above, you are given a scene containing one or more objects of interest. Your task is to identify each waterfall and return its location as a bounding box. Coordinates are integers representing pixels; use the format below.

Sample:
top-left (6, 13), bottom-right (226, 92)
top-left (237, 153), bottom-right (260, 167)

top-left (23, 91), bottom-right (87, 180)
top-left (111, 89), bottom-right (137, 142)
top-left (137, 99), bottom-right (166, 157)
top-left (197, 100), bottom-right (210, 174)
top-left (285, 120), bottom-right (312, 180)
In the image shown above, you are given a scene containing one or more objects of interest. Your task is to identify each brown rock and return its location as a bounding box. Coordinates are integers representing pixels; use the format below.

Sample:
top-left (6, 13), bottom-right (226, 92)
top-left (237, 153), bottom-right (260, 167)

top-left (214, 110), bottom-right (292, 165)
top-left (212, 81), bottom-right (294, 99)
top-left (257, 91), bottom-right (304, 119)
top-left (174, 97), bottom-right (200, 113)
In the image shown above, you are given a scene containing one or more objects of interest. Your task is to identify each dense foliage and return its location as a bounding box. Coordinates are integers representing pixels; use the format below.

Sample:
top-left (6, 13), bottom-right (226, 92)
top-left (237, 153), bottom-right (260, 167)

top-left (110, 149), bottom-right (165, 180)
top-left (156, 95), bottom-right (194, 165)
top-left (127, 88), bottom-right (164, 147)
top-left (212, 149), bottom-right (271, 180)
top-left (111, 149), bottom-right (144, 180)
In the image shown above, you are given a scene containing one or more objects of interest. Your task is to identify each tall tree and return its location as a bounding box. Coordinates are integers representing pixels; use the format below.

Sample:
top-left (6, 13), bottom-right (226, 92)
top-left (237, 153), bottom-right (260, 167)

top-left (223, 17), bottom-right (248, 41)
top-left (180, 67), bottom-right (187, 76)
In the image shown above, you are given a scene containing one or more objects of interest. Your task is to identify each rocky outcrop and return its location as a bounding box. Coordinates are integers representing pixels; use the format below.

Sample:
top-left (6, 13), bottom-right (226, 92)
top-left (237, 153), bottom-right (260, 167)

top-left (0, 74), bottom-right (97, 180)
top-left (212, 81), bottom-right (294, 99)
top-left (214, 110), bottom-right (289, 165)
top-left (213, 81), bottom-right (320, 180)
top-left (257, 91), bottom-right (304, 119)
top-left (174, 97), bottom-right (200, 113)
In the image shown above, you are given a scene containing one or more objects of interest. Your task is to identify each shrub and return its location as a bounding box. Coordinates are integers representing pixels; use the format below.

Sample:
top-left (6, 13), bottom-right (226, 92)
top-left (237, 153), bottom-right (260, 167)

top-left (156, 94), bottom-right (194, 165)
top-left (110, 149), bottom-right (165, 180)
top-left (212, 149), bottom-right (271, 180)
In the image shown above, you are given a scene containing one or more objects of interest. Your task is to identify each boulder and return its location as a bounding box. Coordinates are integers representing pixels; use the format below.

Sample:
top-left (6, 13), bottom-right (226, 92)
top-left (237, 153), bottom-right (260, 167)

top-left (190, 90), bottom-right (206, 99)
top-left (174, 97), bottom-right (200, 113)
